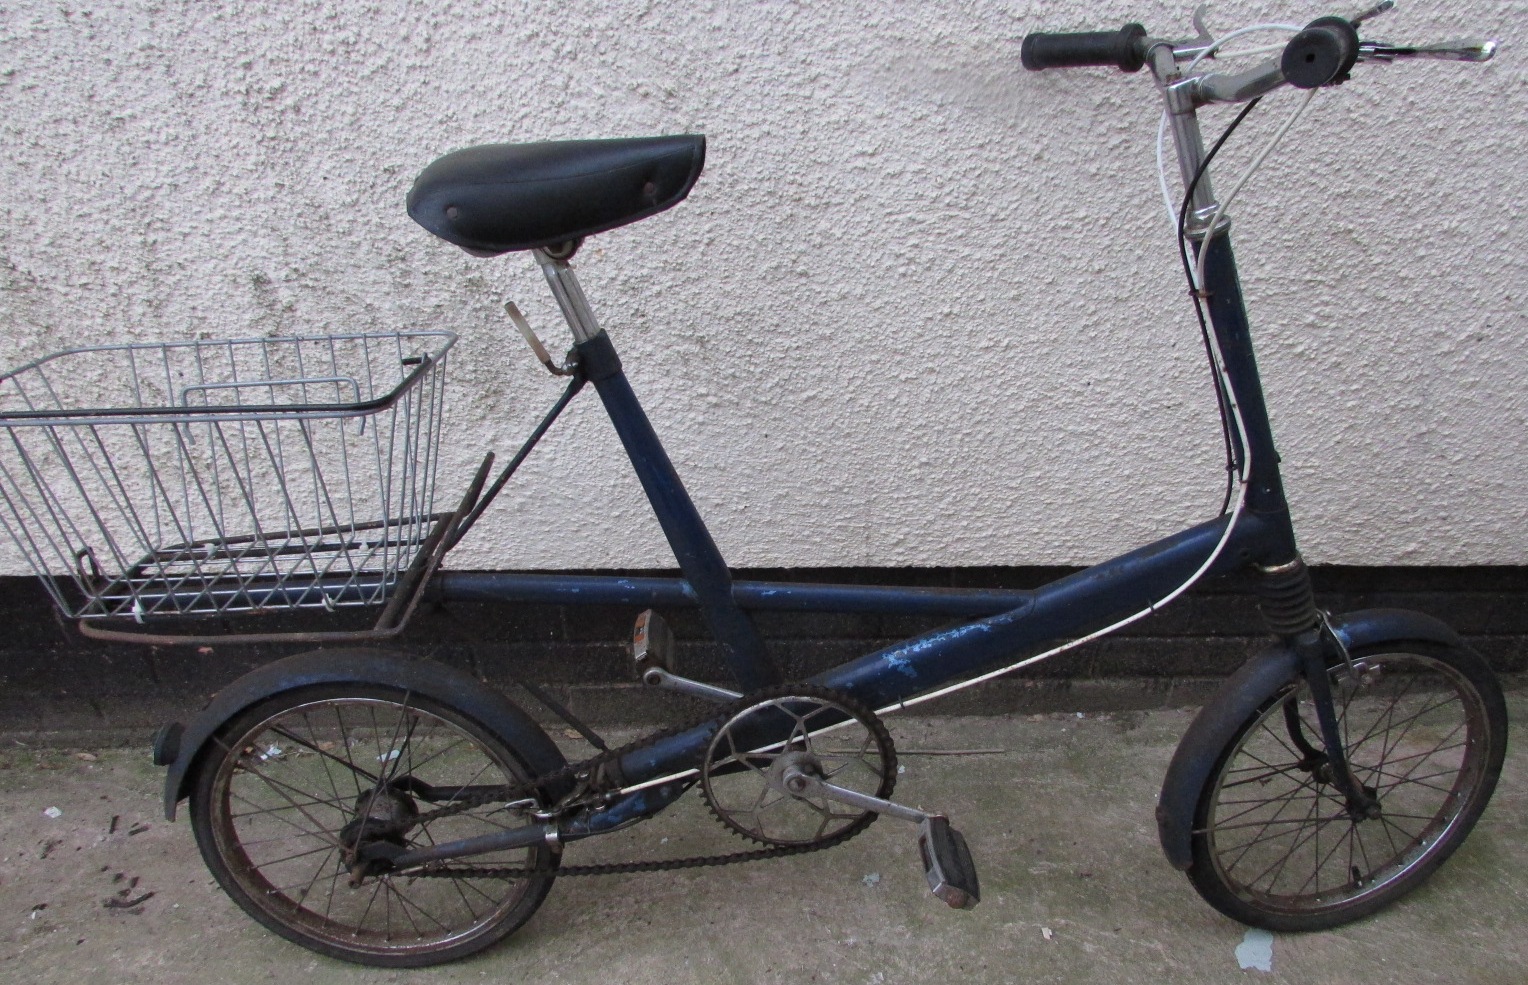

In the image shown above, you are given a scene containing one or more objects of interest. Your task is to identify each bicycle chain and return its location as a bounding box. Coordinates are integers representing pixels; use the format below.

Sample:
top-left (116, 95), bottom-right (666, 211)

top-left (419, 829), bottom-right (867, 881)
top-left (397, 684), bottom-right (887, 880)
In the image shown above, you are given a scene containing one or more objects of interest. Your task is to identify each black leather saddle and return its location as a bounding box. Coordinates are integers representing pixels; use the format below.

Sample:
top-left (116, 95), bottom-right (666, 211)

top-left (407, 135), bottom-right (706, 255)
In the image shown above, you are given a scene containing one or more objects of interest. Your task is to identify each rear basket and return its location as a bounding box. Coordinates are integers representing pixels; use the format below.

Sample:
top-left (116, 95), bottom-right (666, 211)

top-left (0, 331), bottom-right (456, 627)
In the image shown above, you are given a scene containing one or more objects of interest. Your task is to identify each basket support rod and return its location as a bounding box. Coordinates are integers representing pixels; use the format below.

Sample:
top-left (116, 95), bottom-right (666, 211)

top-left (445, 371), bottom-right (586, 551)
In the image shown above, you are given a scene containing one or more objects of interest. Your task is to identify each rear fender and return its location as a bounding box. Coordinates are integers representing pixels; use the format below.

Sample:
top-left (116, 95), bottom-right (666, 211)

top-left (158, 648), bottom-right (569, 821)
top-left (1155, 608), bottom-right (1466, 870)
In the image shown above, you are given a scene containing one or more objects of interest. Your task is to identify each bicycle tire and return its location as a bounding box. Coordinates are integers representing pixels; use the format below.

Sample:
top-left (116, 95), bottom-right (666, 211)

top-left (189, 682), bottom-right (562, 967)
top-left (1186, 640), bottom-right (1506, 931)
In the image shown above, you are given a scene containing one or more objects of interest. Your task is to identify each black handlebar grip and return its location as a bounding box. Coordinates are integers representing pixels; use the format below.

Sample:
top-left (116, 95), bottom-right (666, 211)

top-left (1281, 16), bottom-right (1360, 89)
top-left (1020, 24), bottom-right (1149, 73)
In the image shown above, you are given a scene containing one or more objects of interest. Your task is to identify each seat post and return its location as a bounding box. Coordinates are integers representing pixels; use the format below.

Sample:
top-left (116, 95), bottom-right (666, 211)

top-left (534, 249), bottom-right (604, 343)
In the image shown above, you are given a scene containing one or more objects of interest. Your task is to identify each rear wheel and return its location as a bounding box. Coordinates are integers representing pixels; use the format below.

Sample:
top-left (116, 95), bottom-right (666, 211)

top-left (1188, 641), bottom-right (1506, 931)
top-left (189, 683), bottom-right (562, 967)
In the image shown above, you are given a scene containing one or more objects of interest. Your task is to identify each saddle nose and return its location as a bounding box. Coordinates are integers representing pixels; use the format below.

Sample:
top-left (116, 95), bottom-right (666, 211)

top-left (407, 134), bottom-right (706, 256)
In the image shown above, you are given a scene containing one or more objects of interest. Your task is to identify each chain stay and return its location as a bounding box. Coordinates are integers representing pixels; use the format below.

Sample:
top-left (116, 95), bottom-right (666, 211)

top-left (396, 684), bottom-right (886, 879)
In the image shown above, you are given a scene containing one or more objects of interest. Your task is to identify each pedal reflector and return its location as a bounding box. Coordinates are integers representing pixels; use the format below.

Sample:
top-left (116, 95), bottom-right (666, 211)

top-left (632, 609), bottom-right (675, 676)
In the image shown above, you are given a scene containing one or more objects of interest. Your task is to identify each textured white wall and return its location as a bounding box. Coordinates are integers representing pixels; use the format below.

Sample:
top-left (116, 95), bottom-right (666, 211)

top-left (1, 1), bottom-right (1523, 572)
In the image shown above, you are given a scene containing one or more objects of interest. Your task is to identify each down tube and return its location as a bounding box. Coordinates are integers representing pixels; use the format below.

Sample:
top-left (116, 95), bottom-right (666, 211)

top-left (815, 513), bottom-right (1258, 707)
top-left (616, 511), bottom-right (1267, 788)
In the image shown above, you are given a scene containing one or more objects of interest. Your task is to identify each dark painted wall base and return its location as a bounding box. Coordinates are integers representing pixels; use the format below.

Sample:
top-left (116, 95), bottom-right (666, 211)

top-left (0, 566), bottom-right (1522, 744)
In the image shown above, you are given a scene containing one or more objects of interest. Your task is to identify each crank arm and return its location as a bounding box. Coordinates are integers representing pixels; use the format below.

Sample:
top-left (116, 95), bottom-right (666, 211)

top-left (782, 767), bottom-right (927, 823)
top-left (780, 766), bottom-right (980, 908)
top-left (639, 666), bottom-right (742, 703)
top-left (384, 776), bottom-right (534, 807)
top-left (631, 611), bottom-right (743, 702)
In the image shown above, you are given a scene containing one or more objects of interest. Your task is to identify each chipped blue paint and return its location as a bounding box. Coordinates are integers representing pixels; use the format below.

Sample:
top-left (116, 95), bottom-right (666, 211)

top-left (882, 620), bottom-right (997, 681)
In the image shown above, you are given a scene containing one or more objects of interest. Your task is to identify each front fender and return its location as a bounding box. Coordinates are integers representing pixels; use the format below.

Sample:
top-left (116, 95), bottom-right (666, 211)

top-left (158, 648), bottom-right (568, 821)
top-left (1155, 608), bottom-right (1466, 870)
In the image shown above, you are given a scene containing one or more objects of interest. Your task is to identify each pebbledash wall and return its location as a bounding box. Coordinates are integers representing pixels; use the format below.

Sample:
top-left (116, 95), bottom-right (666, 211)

top-left (0, 1), bottom-right (1523, 725)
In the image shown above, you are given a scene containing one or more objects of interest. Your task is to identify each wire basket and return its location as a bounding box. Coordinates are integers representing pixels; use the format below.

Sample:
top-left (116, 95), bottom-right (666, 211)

top-left (0, 331), bottom-right (456, 626)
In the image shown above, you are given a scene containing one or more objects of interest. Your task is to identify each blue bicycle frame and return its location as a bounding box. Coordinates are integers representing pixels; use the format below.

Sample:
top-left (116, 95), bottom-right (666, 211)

top-left (428, 225), bottom-right (1308, 838)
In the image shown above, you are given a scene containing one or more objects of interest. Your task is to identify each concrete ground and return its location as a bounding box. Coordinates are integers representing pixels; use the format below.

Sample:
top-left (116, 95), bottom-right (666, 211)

top-left (1, 696), bottom-right (1523, 985)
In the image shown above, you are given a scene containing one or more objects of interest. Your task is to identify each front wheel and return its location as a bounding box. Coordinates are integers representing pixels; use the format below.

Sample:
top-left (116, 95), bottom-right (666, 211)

top-left (189, 682), bottom-right (564, 967)
top-left (1187, 640), bottom-right (1507, 931)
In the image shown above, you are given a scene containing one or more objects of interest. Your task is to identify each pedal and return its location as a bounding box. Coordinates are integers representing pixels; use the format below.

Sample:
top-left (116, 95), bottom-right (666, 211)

top-left (632, 610), bottom-right (740, 702)
top-left (632, 609), bottom-right (675, 675)
top-left (775, 760), bottom-right (982, 910)
top-left (918, 815), bottom-right (980, 909)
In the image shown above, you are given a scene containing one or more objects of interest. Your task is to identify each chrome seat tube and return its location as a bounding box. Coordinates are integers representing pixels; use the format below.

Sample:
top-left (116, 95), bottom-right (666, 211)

top-left (535, 248), bottom-right (605, 343)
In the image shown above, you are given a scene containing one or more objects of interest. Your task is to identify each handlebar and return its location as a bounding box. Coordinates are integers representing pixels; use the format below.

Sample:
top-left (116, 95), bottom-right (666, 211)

top-left (1021, 7), bottom-right (1498, 103)
top-left (1019, 24), bottom-right (1149, 73)
top-left (1018, 5), bottom-right (1500, 269)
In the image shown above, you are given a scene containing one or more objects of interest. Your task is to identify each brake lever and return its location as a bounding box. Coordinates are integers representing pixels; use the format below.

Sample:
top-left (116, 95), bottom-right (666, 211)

top-left (1360, 39), bottom-right (1499, 63)
top-left (1189, 4), bottom-right (1214, 46)
top-left (1348, 1), bottom-right (1396, 29)
top-left (1161, 3), bottom-right (1219, 66)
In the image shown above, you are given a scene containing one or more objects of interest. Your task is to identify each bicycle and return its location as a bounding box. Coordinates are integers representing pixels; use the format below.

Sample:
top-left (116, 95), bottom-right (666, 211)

top-left (0, 2), bottom-right (1507, 968)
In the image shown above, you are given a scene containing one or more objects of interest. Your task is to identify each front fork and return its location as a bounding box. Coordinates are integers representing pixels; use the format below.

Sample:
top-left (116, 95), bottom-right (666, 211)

top-left (1259, 558), bottom-right (1380, 819)
top-left (1295, 627), bottom-right (1382, 819)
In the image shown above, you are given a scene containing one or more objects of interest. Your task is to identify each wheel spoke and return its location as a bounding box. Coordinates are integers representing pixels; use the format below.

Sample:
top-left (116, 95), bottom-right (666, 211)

top-left (1212, 776), bottom-right (1324, 831)
top-left (1376, 739), bottom-right (1467, 770)
top-left (1369, 694), bottom-right (1460, 785)
top-left (1207, 813), bottom-right (1351, 833)
top-left (1241, 793), bottom-right (1327, 891)
top-left (1192, 647), bottom-right (1501, 926)
top-left (269, 723), bottom-right (383, 786)
top-left (231, 789), bottom-right (351, 819)
top-left (382, 879), bottom-right (448, 935)
top-left (1300, 817), bottom-right (1360, 895)
top-left (1381, 722), bottom-right (1466, 788)
top-left (301, 710), bottom-right (349, 814)
top-left (248, 840), bottom-right (347, 872)
top-left (222, 755), bottom-right (346, 850)
top-left (1343, 674), bottom-right (1418, 757)
top-left (195, 690), bottom-right (557, 963)
top-left (296, 845), bottom-right (342, 907)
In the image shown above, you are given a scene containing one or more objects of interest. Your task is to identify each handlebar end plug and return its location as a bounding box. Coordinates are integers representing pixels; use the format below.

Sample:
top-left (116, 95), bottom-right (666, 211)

top-left (1282, 16), bottom-right (1362, 89)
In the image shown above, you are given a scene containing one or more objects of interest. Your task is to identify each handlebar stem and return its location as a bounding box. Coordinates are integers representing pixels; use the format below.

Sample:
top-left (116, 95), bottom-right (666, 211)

top-left (1152, 45), bottom-right (1222, 232)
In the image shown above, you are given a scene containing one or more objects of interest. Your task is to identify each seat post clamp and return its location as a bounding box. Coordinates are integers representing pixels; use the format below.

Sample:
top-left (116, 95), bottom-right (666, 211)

top-left (504, 301), bottom-right (579, 376)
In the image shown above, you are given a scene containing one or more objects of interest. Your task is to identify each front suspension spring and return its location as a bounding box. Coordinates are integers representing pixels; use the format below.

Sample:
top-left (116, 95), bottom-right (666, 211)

top-left (1256, 557), bottom-right (1320, 637)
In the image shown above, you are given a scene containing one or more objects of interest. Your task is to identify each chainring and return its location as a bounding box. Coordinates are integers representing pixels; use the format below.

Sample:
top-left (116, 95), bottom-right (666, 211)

top-left (699, 685), bottom-right (897, 847)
